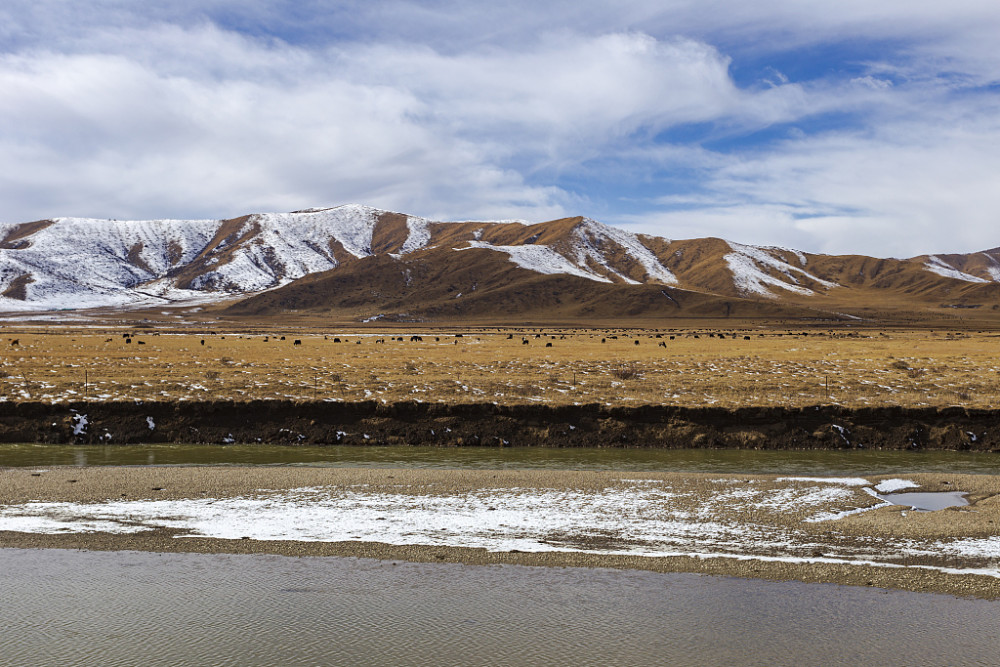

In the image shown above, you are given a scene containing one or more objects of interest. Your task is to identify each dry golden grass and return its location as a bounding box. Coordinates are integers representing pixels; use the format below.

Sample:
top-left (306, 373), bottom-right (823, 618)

top-left (0, 326), bottom-right (998, 408)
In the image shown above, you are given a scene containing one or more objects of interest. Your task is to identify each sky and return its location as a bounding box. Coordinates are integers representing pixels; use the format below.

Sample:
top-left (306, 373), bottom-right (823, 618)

top-left (1, 1), bottom-right (999, 257)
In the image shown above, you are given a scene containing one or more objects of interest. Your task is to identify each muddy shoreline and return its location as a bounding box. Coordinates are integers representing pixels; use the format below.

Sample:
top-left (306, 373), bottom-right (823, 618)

top-left (1, 466), bottom-right (998, 599)
top-left (0, 400), bottom-right (998, 450)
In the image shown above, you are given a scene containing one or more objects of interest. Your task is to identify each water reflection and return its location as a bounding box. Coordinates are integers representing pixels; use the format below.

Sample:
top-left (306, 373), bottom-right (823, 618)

top-left (1, 549), bottom-right (997, 667)
top-left (1, 443), bottom-right (998, 475)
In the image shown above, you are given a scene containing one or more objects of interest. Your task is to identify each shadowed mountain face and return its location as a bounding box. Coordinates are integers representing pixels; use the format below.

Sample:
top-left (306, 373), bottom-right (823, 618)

top-left (1, 204), bottom-right (998, 322)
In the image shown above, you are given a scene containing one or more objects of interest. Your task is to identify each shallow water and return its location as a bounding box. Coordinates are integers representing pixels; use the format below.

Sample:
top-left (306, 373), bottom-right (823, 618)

top-left (0, 548), bottom-right (997, 667)
top-left (879, 491), bottom-right (970, 511)
top-left (1, 443), bottom-right (998, 475)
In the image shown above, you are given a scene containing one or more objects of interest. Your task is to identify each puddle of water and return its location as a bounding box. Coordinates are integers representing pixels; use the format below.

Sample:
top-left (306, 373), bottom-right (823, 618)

top-left (1, 548), bottom-right (999, 667)
top-left (877, 491), bottom-right (969, 511)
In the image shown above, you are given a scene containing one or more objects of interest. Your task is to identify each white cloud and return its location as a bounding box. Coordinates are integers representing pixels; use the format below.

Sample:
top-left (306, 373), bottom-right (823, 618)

top-left (0, 2), bottom-right (999, 256)
top-left (0, 23), bottom-right (786, 224)
top-left (0, 24), bottom-right (582, 222)
top-left (622, 107), bottom-right (1000, 256)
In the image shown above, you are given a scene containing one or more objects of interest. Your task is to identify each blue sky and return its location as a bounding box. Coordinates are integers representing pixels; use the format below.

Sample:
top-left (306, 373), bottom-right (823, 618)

top-left (2, 1), bottom-right (999, 256)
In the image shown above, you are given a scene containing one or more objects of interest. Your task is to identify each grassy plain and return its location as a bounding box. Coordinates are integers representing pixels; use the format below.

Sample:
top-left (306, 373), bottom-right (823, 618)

top-left (0, 324), bottom-right (998, 408)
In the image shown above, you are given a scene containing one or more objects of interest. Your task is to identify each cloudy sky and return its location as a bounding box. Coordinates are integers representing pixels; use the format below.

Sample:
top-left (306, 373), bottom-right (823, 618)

top-left (2, 1), bottom-right (998, 256)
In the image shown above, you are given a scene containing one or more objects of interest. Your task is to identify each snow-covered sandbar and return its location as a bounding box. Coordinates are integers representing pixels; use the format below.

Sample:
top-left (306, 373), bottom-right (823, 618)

top-left (1, 466), bottom-right (997, 598)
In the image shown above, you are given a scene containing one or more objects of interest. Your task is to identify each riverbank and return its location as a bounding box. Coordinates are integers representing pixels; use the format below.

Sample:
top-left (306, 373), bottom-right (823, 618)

top-left (1, 466), bottom-right (997, 598)
top-left (1, 400), bottom-right (999, 450)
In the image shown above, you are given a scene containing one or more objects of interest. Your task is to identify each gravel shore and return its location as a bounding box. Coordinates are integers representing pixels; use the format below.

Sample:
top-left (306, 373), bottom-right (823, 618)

top-left (2, 466), bottom-right (998, 599)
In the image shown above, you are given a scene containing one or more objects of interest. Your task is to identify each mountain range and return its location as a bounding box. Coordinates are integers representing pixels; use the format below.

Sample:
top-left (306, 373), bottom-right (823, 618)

top-left (2, 204), bottom-right (998, 323)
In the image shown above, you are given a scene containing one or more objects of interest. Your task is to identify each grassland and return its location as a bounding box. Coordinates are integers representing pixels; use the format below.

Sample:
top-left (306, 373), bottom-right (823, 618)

top-left (0, 324), bottom-right (998, 409)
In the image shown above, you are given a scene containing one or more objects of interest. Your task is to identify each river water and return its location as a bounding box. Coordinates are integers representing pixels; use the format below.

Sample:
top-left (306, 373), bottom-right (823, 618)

top-left (1, 442), bottom-right (998, 475)
top-left (2, 444), bottom-right (998, 665)
top-left (1, 548), bottom-right (998, 667)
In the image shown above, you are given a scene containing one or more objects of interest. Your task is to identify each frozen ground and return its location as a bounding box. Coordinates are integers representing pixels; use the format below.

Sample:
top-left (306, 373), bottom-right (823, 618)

top-left (2, 476), bottom-right (996, 578)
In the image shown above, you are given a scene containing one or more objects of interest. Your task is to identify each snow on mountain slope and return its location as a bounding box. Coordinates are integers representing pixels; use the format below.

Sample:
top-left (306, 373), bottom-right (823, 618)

top-left (460, 241), bottom-right (613, 283)
top-left (569, 218), bottom-right (678, 285)
top-left (0, 204), bottom-right (452, 311)
top-left (400, 216), bottom-right (432, 254)
top-left (0, 217), bottom-right (218, 309)
top-left (924, 255), bottom-right (990, 284)
top-left (724, 242), bottom-right (839, 298)
top-left (187, 206), bottom-right (374, 292)
top-left (451, 217), bottom-right (677, 286)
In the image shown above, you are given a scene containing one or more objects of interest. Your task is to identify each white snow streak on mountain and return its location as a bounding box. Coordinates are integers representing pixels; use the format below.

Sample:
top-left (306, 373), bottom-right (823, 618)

top-left (724, 241), bottom-right (838, 298)
top-left (570, 219), bottom-right (678, 285)
top-left (460, 241), bottom-right (613, 283)
top-left (924, 256), bottom-right (990, 284)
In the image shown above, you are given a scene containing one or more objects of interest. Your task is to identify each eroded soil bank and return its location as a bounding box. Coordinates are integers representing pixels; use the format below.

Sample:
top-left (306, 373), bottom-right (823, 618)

top-left (0, 401), bottom-right (998, 450)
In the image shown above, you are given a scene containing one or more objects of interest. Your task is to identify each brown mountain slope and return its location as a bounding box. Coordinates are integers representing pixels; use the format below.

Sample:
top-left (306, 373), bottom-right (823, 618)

top-left (225, 243), bottom-right (842, 324)
top-left (223, 212), bottom-right (1000, 324)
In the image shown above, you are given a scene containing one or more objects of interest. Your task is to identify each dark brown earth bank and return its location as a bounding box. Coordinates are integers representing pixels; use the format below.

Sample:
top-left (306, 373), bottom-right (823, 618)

top-left (0, 400), bottom-right (998, 450)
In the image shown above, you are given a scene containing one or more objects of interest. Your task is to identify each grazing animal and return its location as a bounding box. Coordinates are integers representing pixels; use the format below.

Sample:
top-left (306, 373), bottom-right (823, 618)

top-left (744, 336), bottom-right (751, 340)
top-left (659, 341), bottom-right (666, 348)
top-left (411, 335), bottom-right (423, 342)
top-left (522, 339), bottom-right (529, 345)
top-left (10, 339), bottom-right (18, 346)
top-left (333, 338), bottom-right (341, 343)
top-left (137, 340), bottom-right (145, 345)
top-left (293, 339), bottom-right (302, 345)
top-left (634, 340), bottom-right (639, 346)
top-left (200, 339), bottom-right (205, 346)
top-left (545, 342), bottom-right (553, 347)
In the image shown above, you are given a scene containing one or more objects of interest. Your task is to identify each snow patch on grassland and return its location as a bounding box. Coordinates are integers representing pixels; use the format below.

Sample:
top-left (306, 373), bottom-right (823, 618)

top-left (776, 477), bottom-right (869, 486)
top-left (2, 479), bottom-right (995, 578)
top-left (935, 537), bottom-right (1000, 560)
top-left (459, 241), bottom-right (613, 283)
top-left (725, 242), bottom-right (839, 298)
top-left (875, 479), bottom-right (918, 493)
top-left (924, 256), bottom-right (989, 283)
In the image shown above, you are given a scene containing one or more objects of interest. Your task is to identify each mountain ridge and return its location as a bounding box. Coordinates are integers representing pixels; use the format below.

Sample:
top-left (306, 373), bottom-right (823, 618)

top-left (2, 204), bottom-right (999, 322)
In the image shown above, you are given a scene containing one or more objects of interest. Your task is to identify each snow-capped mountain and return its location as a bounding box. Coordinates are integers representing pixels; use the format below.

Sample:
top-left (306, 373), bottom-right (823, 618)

top-left (0, 205), bottom-right (432, 310)
top-left (1, 204), bottom-right (999, 320)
